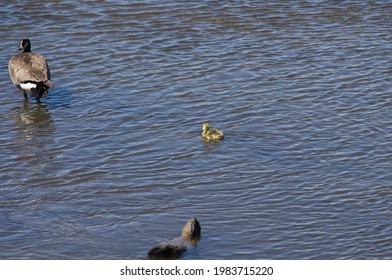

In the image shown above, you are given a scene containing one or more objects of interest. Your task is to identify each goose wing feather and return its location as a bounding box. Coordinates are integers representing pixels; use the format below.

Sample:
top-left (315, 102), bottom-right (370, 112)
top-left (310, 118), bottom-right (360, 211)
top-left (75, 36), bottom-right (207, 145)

top-left (8, 53), bottom-right (51, 85)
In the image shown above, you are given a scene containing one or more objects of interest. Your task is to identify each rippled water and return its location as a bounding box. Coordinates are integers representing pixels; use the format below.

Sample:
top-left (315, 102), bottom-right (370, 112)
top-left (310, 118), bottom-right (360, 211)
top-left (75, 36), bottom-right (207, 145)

top-left (1, 1), bottom-right (392, 259)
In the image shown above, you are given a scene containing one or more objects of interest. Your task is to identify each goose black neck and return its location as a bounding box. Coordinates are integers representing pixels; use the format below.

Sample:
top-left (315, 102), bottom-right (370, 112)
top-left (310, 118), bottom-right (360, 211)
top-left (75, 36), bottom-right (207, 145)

top-left (22, 46), bottom-right (31, 53)
top-left (20, 39), bottom-right (32, 53)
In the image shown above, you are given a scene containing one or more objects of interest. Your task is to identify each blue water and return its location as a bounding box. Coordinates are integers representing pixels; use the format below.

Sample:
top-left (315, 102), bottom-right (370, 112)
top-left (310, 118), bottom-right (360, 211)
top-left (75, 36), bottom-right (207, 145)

top-left (0, 1), bottom-right (391, 259)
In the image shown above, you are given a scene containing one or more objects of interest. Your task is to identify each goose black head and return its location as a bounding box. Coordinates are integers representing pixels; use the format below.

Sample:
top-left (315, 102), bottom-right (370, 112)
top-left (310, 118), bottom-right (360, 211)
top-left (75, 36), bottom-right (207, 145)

top-left (19, 39), bottom-right (31, 53)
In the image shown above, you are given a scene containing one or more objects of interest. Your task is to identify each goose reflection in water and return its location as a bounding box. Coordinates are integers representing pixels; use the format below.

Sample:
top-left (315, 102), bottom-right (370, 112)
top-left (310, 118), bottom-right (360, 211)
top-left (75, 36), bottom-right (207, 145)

top-left (13, 100), bottom-right (53, 128)
top-left (12, 101), bottom-right (56, 176)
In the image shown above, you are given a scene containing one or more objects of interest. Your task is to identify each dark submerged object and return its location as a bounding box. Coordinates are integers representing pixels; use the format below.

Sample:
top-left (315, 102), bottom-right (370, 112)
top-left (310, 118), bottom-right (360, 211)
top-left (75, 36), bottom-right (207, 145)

top-left (148, 218), bottom-right (201, 260)
top-left (147, 245), bottom-right (186, 260)
top-left (8, 39), bottom-right (54, 101)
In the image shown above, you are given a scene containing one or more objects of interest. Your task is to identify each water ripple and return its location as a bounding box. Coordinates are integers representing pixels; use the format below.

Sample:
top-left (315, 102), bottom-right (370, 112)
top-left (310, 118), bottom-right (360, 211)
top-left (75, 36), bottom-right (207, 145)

top-left (0, 0), bottom-right (392, 259)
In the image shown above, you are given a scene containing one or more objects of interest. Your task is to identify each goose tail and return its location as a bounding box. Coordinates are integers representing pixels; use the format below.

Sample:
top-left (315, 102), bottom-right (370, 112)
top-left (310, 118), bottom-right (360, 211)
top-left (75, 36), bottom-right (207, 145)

top-left (33, 82), bottom-right (50, 99)
top-left (44, 80), bottom-right (55, 88)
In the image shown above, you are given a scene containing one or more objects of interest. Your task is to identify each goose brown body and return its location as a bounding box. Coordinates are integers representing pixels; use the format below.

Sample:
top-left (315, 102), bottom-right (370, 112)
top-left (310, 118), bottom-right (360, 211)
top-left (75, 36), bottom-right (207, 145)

top-left (8, 39), bottom-right (54, 100)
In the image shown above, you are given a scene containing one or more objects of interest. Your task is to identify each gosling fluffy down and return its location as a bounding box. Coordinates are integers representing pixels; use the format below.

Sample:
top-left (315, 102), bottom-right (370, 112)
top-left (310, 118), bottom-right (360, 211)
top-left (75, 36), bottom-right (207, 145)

top-left (8, 39), bottom-right (54, 100)
top-left (202, 122), bottom-right (224, 140)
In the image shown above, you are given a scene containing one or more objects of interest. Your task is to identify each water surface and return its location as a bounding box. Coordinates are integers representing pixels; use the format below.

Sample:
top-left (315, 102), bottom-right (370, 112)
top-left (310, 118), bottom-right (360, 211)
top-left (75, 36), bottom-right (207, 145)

top-left (0, 0), bottom-right (392, 259)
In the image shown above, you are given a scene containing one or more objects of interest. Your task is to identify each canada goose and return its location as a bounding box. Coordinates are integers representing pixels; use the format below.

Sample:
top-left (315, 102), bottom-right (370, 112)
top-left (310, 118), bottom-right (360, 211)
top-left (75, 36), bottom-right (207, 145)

top-left (148, 218), bottom-right (201, 260)
top-left (8, 39), bottom-right (54, 101)
top-left (202, 122), bottom-right (224, 140)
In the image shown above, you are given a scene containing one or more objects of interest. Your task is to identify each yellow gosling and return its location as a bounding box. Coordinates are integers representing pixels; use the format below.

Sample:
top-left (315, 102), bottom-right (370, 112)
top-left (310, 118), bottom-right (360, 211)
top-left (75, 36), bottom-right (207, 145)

top-left (202, 122), bottom-right (224, 140)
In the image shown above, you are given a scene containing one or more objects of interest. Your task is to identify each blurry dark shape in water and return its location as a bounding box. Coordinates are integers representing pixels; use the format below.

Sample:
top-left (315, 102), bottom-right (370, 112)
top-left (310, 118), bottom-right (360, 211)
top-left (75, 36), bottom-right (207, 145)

top-left (148, 218), bottom-right (201, 260)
